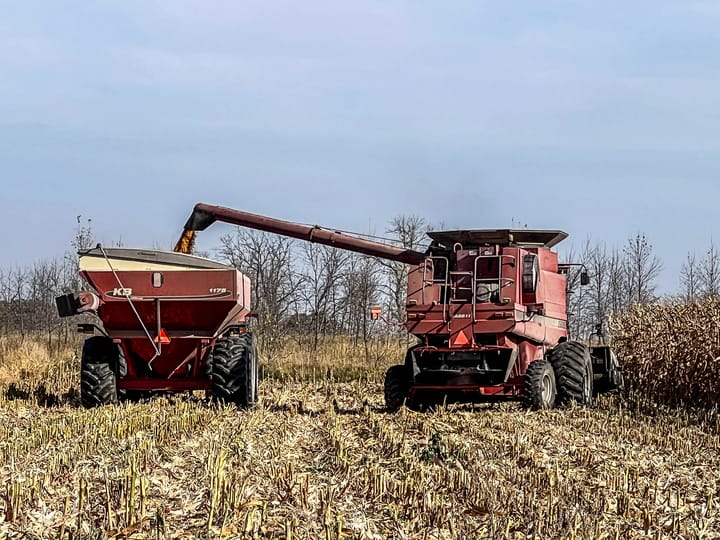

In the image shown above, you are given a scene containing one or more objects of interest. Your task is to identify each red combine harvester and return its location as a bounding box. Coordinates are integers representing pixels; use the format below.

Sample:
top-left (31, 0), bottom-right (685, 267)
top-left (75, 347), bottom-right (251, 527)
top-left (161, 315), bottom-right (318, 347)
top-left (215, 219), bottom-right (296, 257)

top-left (56, 248), bottom-right (259, 408)
top-left (180, 203), bottom-right (623, 411)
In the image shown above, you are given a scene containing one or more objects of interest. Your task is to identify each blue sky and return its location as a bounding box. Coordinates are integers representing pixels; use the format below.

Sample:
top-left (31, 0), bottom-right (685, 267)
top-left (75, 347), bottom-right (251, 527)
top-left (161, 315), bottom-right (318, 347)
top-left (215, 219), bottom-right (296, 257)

top-left (2, 1), bottom-right (720, 292)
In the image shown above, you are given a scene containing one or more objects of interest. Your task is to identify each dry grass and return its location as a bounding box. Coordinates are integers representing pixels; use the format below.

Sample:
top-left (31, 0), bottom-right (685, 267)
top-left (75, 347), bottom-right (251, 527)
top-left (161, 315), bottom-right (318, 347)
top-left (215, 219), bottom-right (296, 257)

top-left (613, 298), bottom-right (720, 410)
top-left (0, 336), bottom-right (77, 394)
top-left (261, 336), bottom-right (407, 383)
top-left (1, 336), bottom-right (720, 539)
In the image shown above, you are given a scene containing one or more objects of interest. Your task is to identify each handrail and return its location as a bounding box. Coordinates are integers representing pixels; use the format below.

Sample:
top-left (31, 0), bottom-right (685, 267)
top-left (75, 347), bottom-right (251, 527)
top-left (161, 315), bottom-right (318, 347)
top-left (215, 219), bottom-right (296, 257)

top-left (98, 244), bottom-right (161, 368)
top-left (472, 254), bottom-right (517, 321)
top-left (422, 256), bottom-right (450, 322)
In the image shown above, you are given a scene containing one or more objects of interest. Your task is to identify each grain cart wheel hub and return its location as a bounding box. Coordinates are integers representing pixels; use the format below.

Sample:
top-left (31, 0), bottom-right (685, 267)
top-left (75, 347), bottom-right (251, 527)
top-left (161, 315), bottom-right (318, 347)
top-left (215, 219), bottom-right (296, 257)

top-left (523, 359), bottom-right (557, 410)
top-left (549, 341), bottom-right (594, 407)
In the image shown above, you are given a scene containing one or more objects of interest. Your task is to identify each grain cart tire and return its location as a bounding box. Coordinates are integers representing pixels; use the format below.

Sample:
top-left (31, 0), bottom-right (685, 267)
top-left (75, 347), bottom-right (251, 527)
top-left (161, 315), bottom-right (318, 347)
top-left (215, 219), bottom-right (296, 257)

top-left (384, 364), bottom-right (410, 412)
top-left (523, 359), bottom-right (557, 410)
top-left (80, 336), bottom-right (120, 408)
top-left (549, 341), bottom-right (594, 407)
top-left (209, 333), bottom-right (257, 408)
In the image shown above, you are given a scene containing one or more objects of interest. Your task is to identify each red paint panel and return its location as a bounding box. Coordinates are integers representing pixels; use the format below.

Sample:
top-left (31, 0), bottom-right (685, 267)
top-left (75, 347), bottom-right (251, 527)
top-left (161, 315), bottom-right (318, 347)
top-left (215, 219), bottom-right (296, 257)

top-left (83, 269), bottom-right (250, 334)
top-left (86, 269), bottom-right (241, 301)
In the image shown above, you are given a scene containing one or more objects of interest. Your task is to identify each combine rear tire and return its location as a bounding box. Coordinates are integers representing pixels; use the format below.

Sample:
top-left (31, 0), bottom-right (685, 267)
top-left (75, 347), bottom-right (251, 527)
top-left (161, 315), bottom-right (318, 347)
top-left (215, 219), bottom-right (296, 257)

top-left (209, 333), bottom-right (258, 408)
top-left (523, 359), bottom-right (556, 410)
top-left (384, 365), bottom-right (410, 412)
top-left (80, 336), bottom-right (120, 408)
top-left (549, 341), bottom-right (593, 407)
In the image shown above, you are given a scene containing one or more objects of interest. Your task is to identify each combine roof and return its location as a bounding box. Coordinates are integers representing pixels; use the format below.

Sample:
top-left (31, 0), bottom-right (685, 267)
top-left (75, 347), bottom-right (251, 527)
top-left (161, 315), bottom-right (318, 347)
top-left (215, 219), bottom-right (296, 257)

top-left (426, 229), bottom-right (568, 249)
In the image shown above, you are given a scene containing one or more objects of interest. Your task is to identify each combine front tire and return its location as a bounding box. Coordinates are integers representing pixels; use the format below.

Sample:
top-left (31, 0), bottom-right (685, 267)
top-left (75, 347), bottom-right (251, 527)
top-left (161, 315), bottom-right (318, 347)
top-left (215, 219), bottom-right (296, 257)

top-left (384, 365), bottom-right (410, 412)
top-left (209, 333), bottom-right (258, 408)
top-left (80, 336), bottom-right (120, 408)
top-left (549, 341), bottom-right (594, 407)
top-left (523, 359), bottom-right (556, 410)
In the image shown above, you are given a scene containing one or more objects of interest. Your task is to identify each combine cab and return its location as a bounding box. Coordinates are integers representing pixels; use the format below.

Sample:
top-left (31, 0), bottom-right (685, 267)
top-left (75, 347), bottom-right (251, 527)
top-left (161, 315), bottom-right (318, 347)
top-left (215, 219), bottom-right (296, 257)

top-left (177, 203), bottom-right (623, 411)
top-left (56, 247), bottom-right (259, 408)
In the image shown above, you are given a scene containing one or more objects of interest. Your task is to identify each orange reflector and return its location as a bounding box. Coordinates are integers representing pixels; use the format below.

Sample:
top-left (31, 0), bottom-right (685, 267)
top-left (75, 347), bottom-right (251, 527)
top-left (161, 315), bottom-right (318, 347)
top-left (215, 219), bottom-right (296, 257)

top-left (452, 331), bottom-right (470, 347)
top-left (154, 328), bottom-right (171, 345)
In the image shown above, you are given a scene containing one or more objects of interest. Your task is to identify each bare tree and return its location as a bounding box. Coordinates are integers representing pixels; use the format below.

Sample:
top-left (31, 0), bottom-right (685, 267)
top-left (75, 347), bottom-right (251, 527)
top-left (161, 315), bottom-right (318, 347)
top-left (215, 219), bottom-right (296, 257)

top-left (568, 240), bottom-right (627, 341)
top-left (606, 249), bottom-right (628, 314)
top-left (380, 215), bottom-right (426, 336)
top-left (623, 233), bottom-right (663, 306)
top-left (564, 237), bottom-right (651, 341)
top-left (700, 241), bottom-right (720, 298)
top-left (680, 252), bottom-right (700, 302)
top-left (218, 228), bottom-right (302, 356)
top-left (28, 258), bottom-right (65, 348)
top-left (0, 268), bottom-right (15, 337)
top-left (562, 242), bottom-right (591, 340)
top-left (62, 215), bottom-right (95, 294)
top-left (1, 267), bottom-right (29, 342)
top-left (586, 242), bottom-right (612, 339)
top-left (72, 216), bottom-right (94, 251)
top-left (297, 243), bottom-right (348, 350)
top-left (340, 254), bottom-right (382, 362)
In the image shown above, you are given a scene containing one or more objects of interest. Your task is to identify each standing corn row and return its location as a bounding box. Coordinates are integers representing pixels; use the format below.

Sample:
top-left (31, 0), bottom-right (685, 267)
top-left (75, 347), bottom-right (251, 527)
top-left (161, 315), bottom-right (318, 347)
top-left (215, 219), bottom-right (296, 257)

top-left (612, 298), bottom-right (720, 408)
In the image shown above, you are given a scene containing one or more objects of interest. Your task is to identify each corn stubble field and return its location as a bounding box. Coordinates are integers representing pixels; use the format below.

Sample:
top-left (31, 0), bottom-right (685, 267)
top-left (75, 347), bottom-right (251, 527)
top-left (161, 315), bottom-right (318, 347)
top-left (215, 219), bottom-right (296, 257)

top-left (2, 303), bottom-right (720, 540)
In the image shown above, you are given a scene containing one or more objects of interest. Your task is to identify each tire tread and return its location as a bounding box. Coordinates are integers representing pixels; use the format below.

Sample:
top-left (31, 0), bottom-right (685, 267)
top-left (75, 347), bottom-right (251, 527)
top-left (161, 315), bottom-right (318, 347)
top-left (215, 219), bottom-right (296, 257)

top-left (384, 365), bottom-right (409, 412)
top-left (80, 336), bottom-right (119, 408)
top-left (209, 333), bottom-right (257, 408)
top-left (550, 341), bottom-right (593, 406)
top-left (523, 359), bottom-right (556, 410)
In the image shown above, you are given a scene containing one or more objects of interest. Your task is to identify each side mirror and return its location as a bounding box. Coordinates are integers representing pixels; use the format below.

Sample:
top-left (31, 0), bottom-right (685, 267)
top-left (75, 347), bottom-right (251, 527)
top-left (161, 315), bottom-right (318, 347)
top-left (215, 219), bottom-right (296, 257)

top-left (580, 272), bottom-right (590, 286)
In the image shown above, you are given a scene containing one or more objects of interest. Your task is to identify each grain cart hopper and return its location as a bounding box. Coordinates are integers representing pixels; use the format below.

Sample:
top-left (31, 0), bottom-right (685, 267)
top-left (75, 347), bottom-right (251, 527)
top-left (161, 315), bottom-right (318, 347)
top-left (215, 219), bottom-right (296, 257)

top-left (179, 203), bottom-right (623, 411)
top-left (56, 247), bottom-right (259, 408)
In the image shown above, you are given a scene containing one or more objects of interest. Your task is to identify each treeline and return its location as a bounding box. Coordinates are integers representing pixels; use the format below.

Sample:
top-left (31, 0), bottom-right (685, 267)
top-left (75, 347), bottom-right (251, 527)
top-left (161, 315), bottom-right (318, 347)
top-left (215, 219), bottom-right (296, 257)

top-left (0, 259), bottom-right (77, 347)
top-left (0, 219), bottom-right (93, 349)
top-left (566, 234), bottom-right (720, 341)
top-left (565, 234), bottom-right (662, 341)
top-left (3, 214), bottom-right (719, 357)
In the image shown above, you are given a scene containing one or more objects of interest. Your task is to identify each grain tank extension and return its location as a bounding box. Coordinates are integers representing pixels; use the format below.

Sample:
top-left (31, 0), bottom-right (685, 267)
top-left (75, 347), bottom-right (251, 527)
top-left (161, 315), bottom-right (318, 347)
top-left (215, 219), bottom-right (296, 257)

top-left (181, 203), bottom-right (624, 411)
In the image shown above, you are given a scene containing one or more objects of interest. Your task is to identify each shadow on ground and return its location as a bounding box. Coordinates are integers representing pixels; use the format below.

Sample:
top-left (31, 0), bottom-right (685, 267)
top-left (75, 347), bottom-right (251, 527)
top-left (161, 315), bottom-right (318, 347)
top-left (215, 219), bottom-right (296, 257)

top-left (4, 382), bottom-right (80, 407)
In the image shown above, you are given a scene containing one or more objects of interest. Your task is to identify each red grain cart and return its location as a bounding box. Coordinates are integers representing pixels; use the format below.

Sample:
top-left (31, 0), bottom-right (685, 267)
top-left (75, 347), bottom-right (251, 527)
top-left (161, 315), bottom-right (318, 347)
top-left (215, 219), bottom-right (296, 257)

top-left (56, 247), bottom-right (259, 408)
